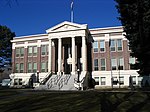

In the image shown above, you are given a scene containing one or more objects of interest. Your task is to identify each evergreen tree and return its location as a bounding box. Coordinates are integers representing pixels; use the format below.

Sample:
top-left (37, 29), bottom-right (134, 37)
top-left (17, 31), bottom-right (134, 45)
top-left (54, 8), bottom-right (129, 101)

top-left (115, 0), bottom-right (150, 76)
top-left (0, 25), bottom-right (15, 58)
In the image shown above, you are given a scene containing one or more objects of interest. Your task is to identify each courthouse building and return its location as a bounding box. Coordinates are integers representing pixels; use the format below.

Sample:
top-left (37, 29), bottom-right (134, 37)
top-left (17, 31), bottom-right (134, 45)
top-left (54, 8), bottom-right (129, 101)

top-left (10, 21), bottom-right (140, 89)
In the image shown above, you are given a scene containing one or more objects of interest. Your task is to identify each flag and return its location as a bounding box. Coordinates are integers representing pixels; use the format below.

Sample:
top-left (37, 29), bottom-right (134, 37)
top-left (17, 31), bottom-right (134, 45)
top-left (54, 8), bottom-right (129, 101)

top-left (71, 0), bottom-right (74, 10)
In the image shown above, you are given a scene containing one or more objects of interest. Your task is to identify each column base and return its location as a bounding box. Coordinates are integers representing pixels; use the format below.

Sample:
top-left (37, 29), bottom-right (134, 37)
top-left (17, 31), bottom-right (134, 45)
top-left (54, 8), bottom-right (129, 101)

top-left (57, 72), bottom-right (64, 75)
top-left (71, 72), bottom-right (76, 75)
top-left (80, 71), bottom-right (87, 81)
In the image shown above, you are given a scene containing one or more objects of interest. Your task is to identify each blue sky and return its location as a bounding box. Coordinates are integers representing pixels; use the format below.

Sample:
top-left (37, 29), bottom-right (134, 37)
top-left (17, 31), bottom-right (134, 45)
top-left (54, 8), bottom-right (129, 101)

top-left (0, 0), bottom-right (121, 37)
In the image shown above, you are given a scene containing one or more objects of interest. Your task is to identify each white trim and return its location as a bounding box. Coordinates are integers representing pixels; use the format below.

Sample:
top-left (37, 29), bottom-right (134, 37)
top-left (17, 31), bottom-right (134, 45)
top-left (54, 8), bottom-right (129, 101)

top-left (46, 21), bottom-right (87, 33)
top-left (11, 34), bottom-right (48, 43)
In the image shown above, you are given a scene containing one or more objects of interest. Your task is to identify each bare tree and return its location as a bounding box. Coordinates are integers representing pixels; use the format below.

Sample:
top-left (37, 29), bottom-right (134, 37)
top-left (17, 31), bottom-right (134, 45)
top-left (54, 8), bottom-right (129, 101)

top-left (0, 0), bottom-right (18, 7)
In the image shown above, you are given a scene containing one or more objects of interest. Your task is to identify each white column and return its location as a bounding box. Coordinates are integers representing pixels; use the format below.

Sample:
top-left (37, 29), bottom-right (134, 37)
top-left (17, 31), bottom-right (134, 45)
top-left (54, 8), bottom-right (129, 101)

top-left (72, 37), bottom-right (76, 74)
top-left (48, 39), bottom-right (52, 72)
top-left (58, 38), bottom-right (62, 74)
top-left (82, 36), bottom-right (87, 72)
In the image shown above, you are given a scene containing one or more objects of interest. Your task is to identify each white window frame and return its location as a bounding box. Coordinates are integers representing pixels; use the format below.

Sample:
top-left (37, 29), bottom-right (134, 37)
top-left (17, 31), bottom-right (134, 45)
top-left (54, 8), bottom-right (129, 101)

top-left (20, 63), bottom-right (24, 73)
top-left (15, 63), bottom-right (19, 73)
top-left (28, 46), bottom-right (33, 56)
top-left (100, 40), bottom-right (105, 52)
top-left (33, 46), bottom-right (37, 56)
top-left (28, 62), bottom-right (32, 73)
top-left (110, 39), bottom-right (116, 52)
top-left (100, 58), bottom-right (106, 71)
top-left (129, 57), bottom-right (136, 70)
top-left (111, 58), bottom-right (117, 70)
top-left (41, 62), bottom-right (46, 72)
top-left (119, 76), bottom-right (124, 85)
top-left (93, 41), bottom-right (98, 53)
top-left (101, 77), bottom-right (106, 85)
top-left (94, 59), bottom-right (99, 71)
top-left (33, 62), bottom-right (37, 73)
top-left (118, 57), bottom-right (124, 70)
top-left (94, 77), bottom-right (99, 85)
top-left (20, 47), bottom-right (24, 57)
top-left (117, 39), bottom-right (123, 51)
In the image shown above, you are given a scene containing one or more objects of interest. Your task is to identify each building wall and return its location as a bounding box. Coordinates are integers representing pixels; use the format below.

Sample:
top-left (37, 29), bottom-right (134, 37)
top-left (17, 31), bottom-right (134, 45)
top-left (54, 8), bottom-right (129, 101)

top-left (10, 26), bottom-right (140, 87)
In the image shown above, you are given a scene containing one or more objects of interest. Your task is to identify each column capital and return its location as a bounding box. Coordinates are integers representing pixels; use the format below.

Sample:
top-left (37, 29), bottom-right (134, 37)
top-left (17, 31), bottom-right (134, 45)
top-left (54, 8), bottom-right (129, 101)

top-left (12, 43), bottom-right (16, 49)
top-left (37, 40), bottom-right (41, 47)
top-left (71, 36), bottom-right (75, 38)
top-left (105, 34), bottom-right (110, 42)
top-left (48, 38), bottom-right (52, 40)
top-left (24, 42), bottom-right (28, 48)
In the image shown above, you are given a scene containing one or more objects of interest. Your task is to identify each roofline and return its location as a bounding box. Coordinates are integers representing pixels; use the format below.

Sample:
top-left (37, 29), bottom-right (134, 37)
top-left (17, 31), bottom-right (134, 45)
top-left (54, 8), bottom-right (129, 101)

top-left (14, 33), bottom-right (48, 39)
top-left (89, 26), bottom-right (123, 31)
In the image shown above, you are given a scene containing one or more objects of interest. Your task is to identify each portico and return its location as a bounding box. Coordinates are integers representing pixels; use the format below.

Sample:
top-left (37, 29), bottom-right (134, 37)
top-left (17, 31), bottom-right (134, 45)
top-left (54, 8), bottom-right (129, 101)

top-left (46, 21), bottom-right (91, 75)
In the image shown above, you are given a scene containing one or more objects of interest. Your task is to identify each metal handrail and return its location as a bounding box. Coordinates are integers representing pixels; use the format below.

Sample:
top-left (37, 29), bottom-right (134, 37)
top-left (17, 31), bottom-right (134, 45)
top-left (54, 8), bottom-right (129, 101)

top-left (58, 74), bottom-right (71, 89)
top-left (47, 78), bottom-right (54, 89)
top-left (64, 74), bottom-right (71, 85)
top-left (40, 72), bottom-right (52, 85)
top-left (54, 73), bottom-right (62, 85)
top-left (22, 78), bottom-right (30, 86)
top-left (74, 77), bottom-right (85, 89)
top-left (58, 78), bottom-right (64, 89)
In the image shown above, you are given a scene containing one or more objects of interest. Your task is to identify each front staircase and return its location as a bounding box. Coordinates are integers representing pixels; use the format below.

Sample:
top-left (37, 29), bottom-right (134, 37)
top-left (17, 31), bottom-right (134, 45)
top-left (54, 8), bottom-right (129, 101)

top-left (35, 73), bottom-right (78, 90)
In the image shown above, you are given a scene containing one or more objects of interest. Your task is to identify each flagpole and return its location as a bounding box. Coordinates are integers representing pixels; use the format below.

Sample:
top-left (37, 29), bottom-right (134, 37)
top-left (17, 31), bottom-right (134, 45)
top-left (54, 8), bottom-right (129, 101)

top-left (71, 0), bottom-right (74, 23)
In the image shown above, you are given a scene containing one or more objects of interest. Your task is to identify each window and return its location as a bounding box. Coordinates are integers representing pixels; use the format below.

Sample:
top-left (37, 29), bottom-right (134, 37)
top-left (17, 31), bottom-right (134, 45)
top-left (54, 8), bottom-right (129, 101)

top-left (47, 45), bottom-right (49, 55)
top-left (16, 47), bottom-right (24, 57)
top-left (33, 46), bottom-right (37, 56)
top-left (100, 58), bottom-right (106, 71)
top-left (15, 63), bottom-right (19, 73)
top-left (28, 46), bottom-right (32, 56)
top-left (129, 57), bottom-right (136, 70)
top-left (28, 46), bottom-right (38, 56)
top-left (113, 77), bottom-right (118, 85)
top-left (41, 45), bottom-right (46, 55)
top-left (20, 47), bottom-right (24, 57)
top-left (94, 59), bottom-right (99, 71)
top-left (16, 48), bottom-right (20, 57)
top-left (117, 39), bottom-right (122, 51)
top-left (118, 58), bottom-right (124, 70)
top-left (132, 76), bottom-right (136, 85)
top-left (46, 61), bottom-right (48, 72)
top-left (20, 63), bottom-right (24, 73)
top-left (100, 40), bottom-right (105, 52)
top-left (19, 79), bottom-right (22, 85)
top-left (111, 58), bottom-right (117, 70)
top-left (110, 40), bottom-right (116, 51)
top-left (28, 62), bottom-right (32, 73)
top-left (41, 62), bottom-right (46, 72)
top-left (14, 78), bottom-right (22, 85)
top-left (93, 41), bottom-right (98, 52)
top-left (94, 77), bottom-right (99, 85)
top-left (119, 76), bottom-right (124, 85)
top-left (101, 77), bottom-right (106, 85)
top-left (14, 79), bottom-right (18, 85)
top-left (33, 62), bottom-right (37, 73)
top-left (138, 77), bottom-right (142, 86)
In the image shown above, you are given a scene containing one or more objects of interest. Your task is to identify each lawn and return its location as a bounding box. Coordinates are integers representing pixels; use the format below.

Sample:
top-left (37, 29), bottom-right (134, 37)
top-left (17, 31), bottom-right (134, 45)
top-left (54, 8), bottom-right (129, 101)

top-left (0, 89), bottom-right (150, 112)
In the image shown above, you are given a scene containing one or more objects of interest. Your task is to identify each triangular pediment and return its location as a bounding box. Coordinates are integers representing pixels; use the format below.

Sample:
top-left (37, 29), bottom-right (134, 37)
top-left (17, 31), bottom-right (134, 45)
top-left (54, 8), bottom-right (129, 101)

top-left (46, 21), bottom-right (87, 33)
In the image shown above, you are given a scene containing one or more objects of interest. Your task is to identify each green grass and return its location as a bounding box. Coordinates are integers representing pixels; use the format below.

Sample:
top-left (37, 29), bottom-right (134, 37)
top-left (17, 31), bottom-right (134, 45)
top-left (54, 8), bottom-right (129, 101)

top-left (0, 89), bottom-right (150, 112)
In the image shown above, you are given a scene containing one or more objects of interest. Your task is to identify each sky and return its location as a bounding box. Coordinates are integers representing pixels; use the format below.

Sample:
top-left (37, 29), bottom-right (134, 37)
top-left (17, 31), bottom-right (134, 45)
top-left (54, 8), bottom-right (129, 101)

top-left (0, 0), bottom-right (121, 37)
